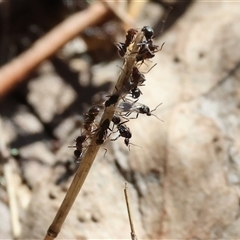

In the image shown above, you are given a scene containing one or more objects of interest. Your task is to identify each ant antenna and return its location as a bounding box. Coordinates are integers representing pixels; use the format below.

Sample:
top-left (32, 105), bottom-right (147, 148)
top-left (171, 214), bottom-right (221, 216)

top-left (153, 6), bottom-right (173, 39)
top-left (150, 103), bottom-right (164, 122)
top-left (151, 103), bottom-right (163, 113)
top-left (127, 142), bottom-right (142, 151)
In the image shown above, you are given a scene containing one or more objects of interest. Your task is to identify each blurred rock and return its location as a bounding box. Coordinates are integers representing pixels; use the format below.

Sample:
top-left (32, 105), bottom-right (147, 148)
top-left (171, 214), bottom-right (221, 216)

top-left (1, 1), bottom-right (240, 239)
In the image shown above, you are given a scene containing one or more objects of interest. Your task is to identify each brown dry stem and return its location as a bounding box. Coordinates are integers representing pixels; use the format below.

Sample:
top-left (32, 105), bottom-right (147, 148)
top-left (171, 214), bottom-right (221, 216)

top-left (100, 0), bottom-right (135, 30)
top-left (0, 1), bottom-right (110, 99)
top-left (0, 118), bottom-right (21, 238)
top-left (44, 31), bottom-right (144, 240)
top-left (124, 183), bottom-right (138, 240)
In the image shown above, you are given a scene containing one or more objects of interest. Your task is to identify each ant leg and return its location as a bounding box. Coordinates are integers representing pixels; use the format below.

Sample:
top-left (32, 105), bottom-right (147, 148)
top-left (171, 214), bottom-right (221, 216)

top-left (128, 113), bottom-right (139, 120)
top-left (118, 119), bottom-right (130, 126)
top-left (141, 63), bottom-right (157, 74)
top-left (111, 135), bottom-right (120, 141)
top-left (159, 42), bottom-right (165, 51)
top-left (103, 148), bottom-right (108, 158)
top-left (121, 115), bottom-right (130, 121)
top-left (107, 131), bottom-right (113, 138)
top-left (125, 112), bottom-right (132, 117)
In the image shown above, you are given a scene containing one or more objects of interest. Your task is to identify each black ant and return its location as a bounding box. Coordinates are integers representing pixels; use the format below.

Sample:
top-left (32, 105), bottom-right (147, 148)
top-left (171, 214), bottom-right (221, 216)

top-left (105, 84), bottom-right (128, 107)
top-left (136, 47), bottom-right (155, 63)
top-left (128, 67), bottom-right (146, 99)
top-left (105, 93), bottom-right (120, 107)
top-left (130, 103), bottom-right (163, 121)
top-left (68, 134), bottom-right (88, 162)
top-left (111, 116), bottom-right (132, 147)
top-left (137, 25), bottom-right (166, 63)
top-left (136, 42), bottom-right (165, 63)
top-left (118, 101), bottom-right (163, 121)
top-left (131, 67), bottom-right (146, 87)
top-left (115, 42), bottom-right (126, 58)
top-left (130, 87), bottom-right (142, 99)
top-left (96, 119), bottom-right (111, 145)
top-left (111, 115), bottom-right (141, 149)
top-left (141, 26), bottom-right (154, 41)
top-left (83, 105), bottom-right (101, 132)
top-left (115, 28), bottom-right (138, 57)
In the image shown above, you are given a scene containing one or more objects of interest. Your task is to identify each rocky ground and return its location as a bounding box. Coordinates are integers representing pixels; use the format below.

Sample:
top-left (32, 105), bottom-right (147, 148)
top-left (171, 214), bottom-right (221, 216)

top-left (1, 1), bottom-right (240, 239)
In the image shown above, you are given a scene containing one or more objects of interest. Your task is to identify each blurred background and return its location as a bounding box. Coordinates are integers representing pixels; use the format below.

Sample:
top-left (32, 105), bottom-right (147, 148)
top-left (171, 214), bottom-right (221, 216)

top-left (1, 0), bottom-right (240, 239)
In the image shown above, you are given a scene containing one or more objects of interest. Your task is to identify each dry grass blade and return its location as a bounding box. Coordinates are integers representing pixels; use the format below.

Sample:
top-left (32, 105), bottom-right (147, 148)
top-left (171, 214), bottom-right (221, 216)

top-left (3, 161), bottom-right (21, 239)
top-left (100, 0), bottom-right (135, 30)
top-left (0, 118), bottom-right (21, 238)
top-left (124, 183), bottom-right (138, 240)
top-left (128, 0), bottom-right (148, 20)
top-left (44, 31), bottom-right (144, 240)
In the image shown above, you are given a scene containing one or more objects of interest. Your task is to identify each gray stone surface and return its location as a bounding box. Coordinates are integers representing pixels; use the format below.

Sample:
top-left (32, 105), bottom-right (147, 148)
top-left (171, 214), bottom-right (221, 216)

top-left (1, 1), bottom-right (240, 239)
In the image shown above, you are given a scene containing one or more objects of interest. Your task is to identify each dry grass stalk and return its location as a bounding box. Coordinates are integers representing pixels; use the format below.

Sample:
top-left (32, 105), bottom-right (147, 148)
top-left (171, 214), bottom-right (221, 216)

top-left (44, 31), bottom-right (144, 240)
top-left (0, 118), bottom-right (21, 238)
top-left (124, 183), bottom-right (138, 240)
top-left (100, 0), bottom-right (135, 30)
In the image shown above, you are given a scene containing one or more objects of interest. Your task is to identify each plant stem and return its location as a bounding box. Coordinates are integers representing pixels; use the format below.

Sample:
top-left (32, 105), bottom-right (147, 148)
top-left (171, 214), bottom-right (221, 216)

top-left (43, 31), bottom-right (144, 240)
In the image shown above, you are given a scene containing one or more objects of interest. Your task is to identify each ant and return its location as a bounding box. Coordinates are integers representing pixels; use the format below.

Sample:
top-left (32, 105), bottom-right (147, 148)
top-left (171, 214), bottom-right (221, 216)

top-left (141, 26), bottom-right (154, 41)
top-left (105, 85), bottom-right (128, 107)
top-left (96, 119), bottom-right (111, 145)
top-left (118, 101), bottom-right (163, 121)
top-left (130, 87), bottom-right (142, 99)
top-left (111, 115), bottom-right (132, 148)
top-left (136, 25), bottom-right (166, 63)
top-left (131, 67), bottom-right (146, 87)
top-left (136, 47), bottom-right (155, 63)
top-left (83, 105), bottom-right (101, 132)
top-left (130, 103), bottom-right (163, 121)
top-left (68, 134), bottom-right (88, 162)
top-left (105, 93), bottom-right (120, 107)
top-left (127, 66), bottom-right (146, 99)
top-left (115, 28), bottom-right (138, 57)
top-left (129, 64), bottom-right (157, 98)
top-left (136, 42), bottom-right (165, 63)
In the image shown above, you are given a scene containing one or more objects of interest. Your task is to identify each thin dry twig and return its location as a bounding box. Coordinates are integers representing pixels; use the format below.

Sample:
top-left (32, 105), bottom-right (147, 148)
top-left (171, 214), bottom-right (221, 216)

top-left (0, 1), bottom-right (110, 99)
top-left (124, 183), bottom-right (138, 240)
top-left (3, 161), bottom-right (21, 239)
top-left (128, 0), bottom-right (148, 21)
top-left (0, 118), bottom-right (21, 238)
top-left (44, 31), bottom-right (144, 240)
top-left (100, 0), bottom-right (135, 30)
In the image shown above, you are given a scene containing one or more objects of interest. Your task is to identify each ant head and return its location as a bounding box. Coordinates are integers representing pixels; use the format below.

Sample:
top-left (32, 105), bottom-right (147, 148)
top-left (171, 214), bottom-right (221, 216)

top-left (127, 28), bottom-right (138, 36)
top-left (140, 105), bottom-right (150, 114)
top-left (124, 138), bottom-right (129, 146)
top-left (88, 106), bottom-right (100, 116)
top-left (131, 88), bottom-right (141, 99)
top-left (112, 115), bottom-right (121, 125)
top-left (141, 26), bottom-right (154, 40)
top-left (76, 135), bottom-right (87, 143)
